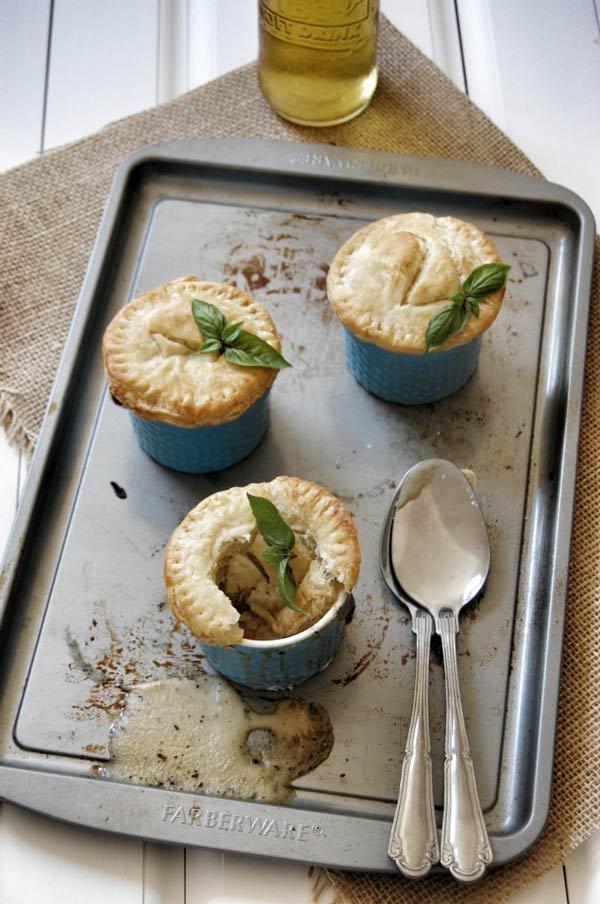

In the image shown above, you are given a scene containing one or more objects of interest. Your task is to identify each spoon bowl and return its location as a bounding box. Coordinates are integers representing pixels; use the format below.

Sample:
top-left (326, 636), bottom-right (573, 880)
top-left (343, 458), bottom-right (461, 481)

top-left (380, 481), bottom-right (421, 621)
top-left (391, 459), bottom-right (490, 619)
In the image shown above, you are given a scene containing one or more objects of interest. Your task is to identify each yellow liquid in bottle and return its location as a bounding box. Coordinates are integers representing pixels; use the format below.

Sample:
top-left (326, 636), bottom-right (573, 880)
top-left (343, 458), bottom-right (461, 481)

top-left (258, 0), bottom-right (379, 127)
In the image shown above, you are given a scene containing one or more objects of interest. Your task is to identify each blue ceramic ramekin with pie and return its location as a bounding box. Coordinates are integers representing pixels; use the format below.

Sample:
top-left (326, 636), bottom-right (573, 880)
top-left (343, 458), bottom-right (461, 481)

top-left (327, 212), bottom-right (508, 405)
top-left (199, 593), bottom-right (354, 691)
top-left (128, 393), bottom-right (270, 474)
top-left (164, 477), bottom-right (361, 691)
top-left (103, 275), bottom-right (289, 473)
top-left (343, 330), bottom-right (482, 404)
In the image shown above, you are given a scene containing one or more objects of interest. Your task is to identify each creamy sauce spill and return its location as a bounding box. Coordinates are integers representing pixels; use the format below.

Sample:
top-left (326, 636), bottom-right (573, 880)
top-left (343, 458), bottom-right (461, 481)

top-left (107, 676), bottom-right (333, 803)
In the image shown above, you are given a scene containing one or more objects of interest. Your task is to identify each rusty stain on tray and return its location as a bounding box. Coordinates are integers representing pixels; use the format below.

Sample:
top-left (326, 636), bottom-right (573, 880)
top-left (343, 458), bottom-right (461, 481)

top-left (66, 603), bottom-right (205, 722)
top-left (198, 220), bottom-right (335, 334)
top-left (333, 595), bottom-right (391, 686)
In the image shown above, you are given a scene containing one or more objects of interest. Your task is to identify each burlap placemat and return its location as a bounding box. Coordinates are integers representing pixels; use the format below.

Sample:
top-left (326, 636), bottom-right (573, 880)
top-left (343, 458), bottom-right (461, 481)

top-left (1, 16), bottom-right (598, 904)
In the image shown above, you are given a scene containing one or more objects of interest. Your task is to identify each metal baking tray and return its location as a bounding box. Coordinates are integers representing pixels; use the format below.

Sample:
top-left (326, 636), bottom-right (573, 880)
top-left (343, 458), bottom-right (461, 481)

top-left (0, 139), bottom-right (594, 872)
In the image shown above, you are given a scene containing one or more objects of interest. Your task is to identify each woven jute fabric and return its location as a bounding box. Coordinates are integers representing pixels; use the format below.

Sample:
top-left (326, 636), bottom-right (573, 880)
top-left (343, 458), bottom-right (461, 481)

top-left (1, 16), bottom-right (598, 904)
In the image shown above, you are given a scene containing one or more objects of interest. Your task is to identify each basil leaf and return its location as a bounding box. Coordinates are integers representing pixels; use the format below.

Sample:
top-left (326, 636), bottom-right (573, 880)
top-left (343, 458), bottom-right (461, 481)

top-left (262, 546), bottom-right (287, 566)
top-left (246, 494), bottom-right (309, 615)
top-left (222, 320), bottom-right (244, 344)
top-left (198, 337), bottom-right (223, 354)
top-left (223, 329), bottom-right (291, 369)
top-left (424, 261), bottom-right (508, 351)
top-left (191, 299), bottom-right (291, 369)
top-left (247, 494), bottom-right (295, 552)
top-left (278, 558), bottom-right (309, 616)
top-left (191, 299), bottom-right (227, 340)
top-left (462, 263), bottom-right (510, 298)
top-left (425, 303), bottom-right (468, 352)
top-left (465, 296), bottom-right (480, 317)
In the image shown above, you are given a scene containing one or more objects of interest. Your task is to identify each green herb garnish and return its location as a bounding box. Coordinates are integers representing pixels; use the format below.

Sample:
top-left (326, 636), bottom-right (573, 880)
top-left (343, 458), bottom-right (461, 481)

top-left (424, 262), bottom-right (510, 352)
top-left (246, 493), bottom-right (309, 616)
top-left (191, 299), bottom-right (291, 369)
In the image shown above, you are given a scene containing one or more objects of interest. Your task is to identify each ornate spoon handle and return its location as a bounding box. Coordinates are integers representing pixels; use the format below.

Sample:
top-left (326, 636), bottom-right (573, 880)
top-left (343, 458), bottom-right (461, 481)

top-left (438, 612), bottom-right (493, 881)
top-left (388, 610), bottom-right (439, 877)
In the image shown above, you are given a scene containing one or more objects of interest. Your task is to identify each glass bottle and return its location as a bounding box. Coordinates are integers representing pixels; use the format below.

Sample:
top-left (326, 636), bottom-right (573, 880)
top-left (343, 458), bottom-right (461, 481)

top-left (258, 0), bottom-right (379, 127)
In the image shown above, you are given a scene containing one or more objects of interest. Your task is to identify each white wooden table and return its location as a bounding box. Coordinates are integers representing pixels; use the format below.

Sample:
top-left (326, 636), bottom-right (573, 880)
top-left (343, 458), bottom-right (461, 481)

top-left (1, 2), bottom-right (599, 901)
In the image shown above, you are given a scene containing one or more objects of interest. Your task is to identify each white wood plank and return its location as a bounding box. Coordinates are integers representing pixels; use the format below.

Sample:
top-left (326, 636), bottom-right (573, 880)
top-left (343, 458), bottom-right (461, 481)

top-left (507, 864), bottom-right (568, 904)
top-left (187, 0), bottom-right (220, 86)
top-left (457, 0), bottom-right (600, 223)
top-left (213, 0), bottom-right (259, 79)
top-left (565, 831), bottom-right (600, 904)
top-left (0, 0), bottom-right (51, 169)
top-left (185, 852), bottom-right (570, 904)
top-left (44, 0), bottom-right (160, 149)
top-left (427, 0), bottom-right (467, 91)
top-left (186, 849), bottom-right (335, 904)
top-left (157, 0), bottom-right (190, 104)
top-left (454, 0), bottom-right (506, 127)
top-left (0, 804), bottom-right (143, 904)
top-left (382, 0), bottom-right (434, 59)
top-left (187, 0), bottom-right (258, 89)
top-left (0, 431), bottom-right (19, 559)
top-left (143, 843), bottom-right (185, 904)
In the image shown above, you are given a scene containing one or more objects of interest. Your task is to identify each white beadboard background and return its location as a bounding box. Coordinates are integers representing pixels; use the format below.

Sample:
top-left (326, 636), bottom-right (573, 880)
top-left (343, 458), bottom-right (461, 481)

top-left (1, 1), bottom-right (599, 901)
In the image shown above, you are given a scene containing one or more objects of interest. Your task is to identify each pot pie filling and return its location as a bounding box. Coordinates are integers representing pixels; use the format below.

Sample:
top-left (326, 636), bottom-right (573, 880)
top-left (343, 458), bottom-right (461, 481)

top-left (165, 477), bottom-right (361, 645)
top-left (216, 527), bottom-right (343, 640)
top-left (327, 212), bottom-right (506, 354)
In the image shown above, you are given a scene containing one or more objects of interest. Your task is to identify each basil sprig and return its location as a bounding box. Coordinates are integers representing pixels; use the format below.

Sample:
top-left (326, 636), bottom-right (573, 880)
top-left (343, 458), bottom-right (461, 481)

top-left (425, 262), bottom-right (510, 352)
top-left (246, 493), bottom-right (309, 617)
top-left (191, 300), bottom-right (291, 369)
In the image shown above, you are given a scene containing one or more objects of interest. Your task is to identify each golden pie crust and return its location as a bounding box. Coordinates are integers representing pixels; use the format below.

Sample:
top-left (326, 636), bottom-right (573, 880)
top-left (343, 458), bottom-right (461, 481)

top-left (103, 276), bottom-right (282, 426)
top-left (327, 213), bottom-right (506, 353)
top-left (164, 476), bottom-right (361, 646)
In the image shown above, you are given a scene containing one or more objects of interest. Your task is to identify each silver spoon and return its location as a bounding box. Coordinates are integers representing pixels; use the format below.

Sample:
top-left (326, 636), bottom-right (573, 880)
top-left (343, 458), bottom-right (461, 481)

top-left (380, 482), bottom-right (439, 877)
top-left (390, 459), bottom-right (493, 882)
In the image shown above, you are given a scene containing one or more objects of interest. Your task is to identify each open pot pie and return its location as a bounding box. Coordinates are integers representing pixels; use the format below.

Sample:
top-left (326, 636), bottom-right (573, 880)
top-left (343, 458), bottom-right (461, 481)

top-left (164, 476), bottom-right (361, 645)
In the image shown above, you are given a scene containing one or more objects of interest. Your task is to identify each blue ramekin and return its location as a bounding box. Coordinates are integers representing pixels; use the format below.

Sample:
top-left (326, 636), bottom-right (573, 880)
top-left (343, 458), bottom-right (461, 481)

top-left (343, 328), bottom-right (482, 405)
top-left (199, 593), bottom-right (353, 691)
top-left (129, 392), bottom-right (270, 473)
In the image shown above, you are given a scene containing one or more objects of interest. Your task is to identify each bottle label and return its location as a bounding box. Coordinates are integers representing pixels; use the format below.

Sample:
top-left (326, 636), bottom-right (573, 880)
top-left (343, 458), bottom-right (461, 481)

top-left (259, 1), bottom-right (373, 52)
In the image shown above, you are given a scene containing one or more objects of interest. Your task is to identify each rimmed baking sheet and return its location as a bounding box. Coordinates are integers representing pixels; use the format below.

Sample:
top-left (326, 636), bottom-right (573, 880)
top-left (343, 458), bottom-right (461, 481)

top-left (0, 140), bottom-right (594, 871)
